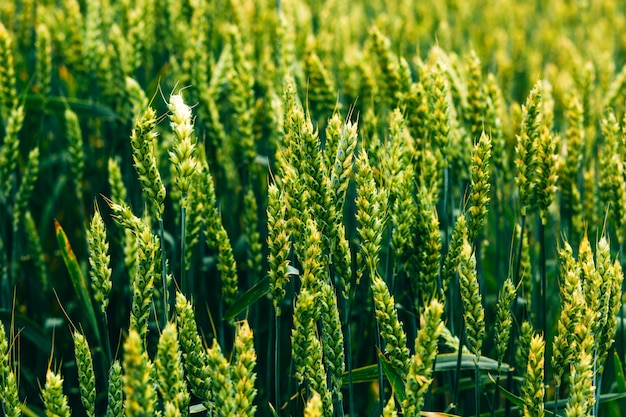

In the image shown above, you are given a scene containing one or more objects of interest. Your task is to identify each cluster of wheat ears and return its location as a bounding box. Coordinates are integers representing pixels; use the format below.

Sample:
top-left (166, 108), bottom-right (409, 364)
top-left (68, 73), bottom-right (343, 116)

top-left (2, 0), bottom-right (626, 416)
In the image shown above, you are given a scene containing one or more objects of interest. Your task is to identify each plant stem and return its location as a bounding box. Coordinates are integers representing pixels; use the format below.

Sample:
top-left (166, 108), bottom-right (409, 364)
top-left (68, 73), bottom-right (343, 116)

top-left (275, 311), bottom-right (281, 414)
top-left (181, 205), bottom-right (187, 295)
top-left (344, 291), bottom-right (354, 417)
top-left (453, 322), bottom-right (465, 410)
top-left (505, 214), bottom-right (526, 417)
top-left (475, 361), bottom-right (481, 417)
top-left (539, 220), bottom-right (547, 383)
top-left (158, 218), bottom-right (169, 325)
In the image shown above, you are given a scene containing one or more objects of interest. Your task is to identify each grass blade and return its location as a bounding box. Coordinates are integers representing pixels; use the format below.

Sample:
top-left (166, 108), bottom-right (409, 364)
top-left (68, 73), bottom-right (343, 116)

top-left (54, 219), bottom-right (101, 346)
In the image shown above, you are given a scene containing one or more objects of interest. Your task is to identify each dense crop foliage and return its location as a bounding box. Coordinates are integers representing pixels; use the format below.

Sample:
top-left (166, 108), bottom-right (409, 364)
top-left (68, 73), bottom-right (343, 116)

top-left (2, 0), bottom-right (626, 416)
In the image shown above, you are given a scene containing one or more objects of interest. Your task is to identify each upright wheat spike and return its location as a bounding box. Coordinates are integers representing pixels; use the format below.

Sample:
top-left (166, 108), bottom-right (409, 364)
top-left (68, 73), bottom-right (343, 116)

top-left (123, 329), bottom-right (157, 417)
top-left (522, 334), bottom-right (545, 417)
top-left (0, 321), bottom-right (21, 417)
top-left (73, 331), bottom-right (96, 417)
top-left (42, 369), bottom-right (71, 417)
top-left (155, 323), bottom-right (190, 416)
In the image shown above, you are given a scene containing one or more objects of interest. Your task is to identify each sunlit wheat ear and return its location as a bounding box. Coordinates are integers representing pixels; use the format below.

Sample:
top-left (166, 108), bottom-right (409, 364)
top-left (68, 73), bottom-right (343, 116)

top-left (0, 21), bottom-right (17, 122)
top-left (494, 278), bottom-right (515, 370)
top-left (175, 292), bottom-right (212, 408)
top-left (402, 299), bottom-right (444, 417)
top-left (414, 186), bottom-right (441, 306)
top-left (0, 321), bottom-right (21, 416)
top-left (88, 207), bottom-right (112, 314)
top-left (155, 323), bottom-right (190, 415)
top-left (123, 329), bottom-right (158, 417)
top-left (232, 320), bottom-right (257, 417)
top-left (106, 361), bottom-right (123, 417)
top-left (267, 183), bottom-right (291, 315)
top-left (355, 149), bottom-right (388, 285)
top-left (522, 334), bottom-right (545, 417)
top-left (168, 91), bottom-right (199, 207)
top-left (467, 131), bottom-right (492, 244)
top-left (371, 273), bottom-right (410, 378)
top-left (72, 331), bottom-right (95, 417)
top-left (595, 237), bottom-right (625, 377)
top-left (515, 80), bottom-right (543, 215)
top-left (383, 396), bottom-right (398, 417)
top-left (320, 282), bottom-right (345, 401)
top-left (535, 125), bottom-right (559, 224)
top-left (42, 369), bottom-right (72, 417)
top-left (304, 391), bottom-right (323, 417)
top-left (516, 321), bottom-right (534, 378)
top-left (129, 225), bottom-right (158, 342)
top-left (206, 339), bottom-right (236, 415)
top-left (442, 213), bottom-right (467, 292)
top-left (130, 106), bottom-right (166, 220)
top-left (458, 238), bottom-right (485, 361)
top-left (599, 110), bottom-right (626, 242)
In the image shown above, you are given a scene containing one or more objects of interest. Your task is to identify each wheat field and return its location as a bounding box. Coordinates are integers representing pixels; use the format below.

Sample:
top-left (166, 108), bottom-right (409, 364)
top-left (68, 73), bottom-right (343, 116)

top-left (1, 0), bottom-right (626, 416)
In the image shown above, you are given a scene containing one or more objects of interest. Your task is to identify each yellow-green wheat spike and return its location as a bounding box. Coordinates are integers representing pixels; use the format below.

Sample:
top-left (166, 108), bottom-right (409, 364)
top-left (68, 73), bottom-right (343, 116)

top-left (73, 331), bottom-right (96, 417)
top-left (371, 273), bottom-right (410, 379)
top-left (123, 329), bottom-right (157, 417)
top-left (129, 106), bottom-right (166, 220)
top-left (0, 321), bottom-right (21, 417)
top-left (304, 391), bottom-right (323, 417)
top-left (355, 149), bottom-right (388, 285)
top-left (231, 320), bottom-right (257, 417)
top-left (267, 182), bottom-right (292, 315)
top-left (515, 81), bottom-right (543, 215)
top-left (457, 238), bottom-right (485, 361)
top-left (88, 206), bottom-right (112, 314)
top-left (522, 333), bottom-right (545, 417)
top-left (402, 299), bottom-right (444, 417)
top-left (155, 323), bottom-right (190, 416)
top-left (42, 369), bottom-right (71, 417)
top-left (467, 131), bottom-right (492, 244)
top-left (65, 108), bottom-right (84, 202)
top-left (175, 292), bottom-right (212, 408)
top-left (206, 339), bottom-right (236, 416)
top-left (106, 361), bottom-right (123, 417)
top-left (168, 92), bottom-right (199, 206)
top-left (320, 282), bottom-right (345, 401)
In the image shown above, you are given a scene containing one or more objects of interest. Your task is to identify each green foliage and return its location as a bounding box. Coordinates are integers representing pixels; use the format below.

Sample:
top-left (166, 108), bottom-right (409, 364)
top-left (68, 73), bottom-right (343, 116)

top-left (3, 1), bottom-right (626, 416)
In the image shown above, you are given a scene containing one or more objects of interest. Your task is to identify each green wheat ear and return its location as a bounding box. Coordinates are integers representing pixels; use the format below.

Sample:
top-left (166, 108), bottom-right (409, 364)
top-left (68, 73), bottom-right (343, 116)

top-left (155, 323), bottom-right (190, 416)
top-left (522, 334), bottom-right (545, 417)
top-left (88, 206), bottom-right (112, 314)
top-left (123, 329), bottom-right (157, 417)
top-left (0, 321), bottom-right (21, 417)
top-left (72, 331), bottom-right (96, 417)
top-left (42, 369), bottom-right (72, 417)
top-left (106, 361), bottom-right (123, 417)
top-left (0, 21), bottom-right (17, 123)
top-left (402, 299), bottom-right (444, 417)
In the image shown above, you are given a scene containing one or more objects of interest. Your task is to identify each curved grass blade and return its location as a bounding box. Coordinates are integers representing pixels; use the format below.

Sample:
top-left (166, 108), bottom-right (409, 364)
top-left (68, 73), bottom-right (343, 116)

top-left (223, 276), bottom-right (269, 321)
top-left (614, 352), bottom-right (626, 393)
top-left (379, 352), bottom-right (406, 404)
top-left (25, 94), bottom-right (119, 120)
top-left (54, 220), bottom-right (101, 346)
